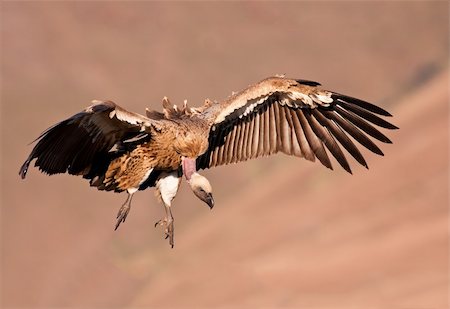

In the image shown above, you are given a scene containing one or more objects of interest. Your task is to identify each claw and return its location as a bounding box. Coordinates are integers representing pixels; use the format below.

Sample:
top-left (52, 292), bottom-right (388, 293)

top-left (114, 194), bottom-right (133, 230)
top-left (154, 216), bottom-right (174, 248)
top-left (115, 205), bottom-right (130, 230)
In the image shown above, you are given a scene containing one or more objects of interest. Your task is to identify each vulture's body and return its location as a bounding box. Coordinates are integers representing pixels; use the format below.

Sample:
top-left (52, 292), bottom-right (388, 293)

top-left (20, 76), bottom-right (397, 247)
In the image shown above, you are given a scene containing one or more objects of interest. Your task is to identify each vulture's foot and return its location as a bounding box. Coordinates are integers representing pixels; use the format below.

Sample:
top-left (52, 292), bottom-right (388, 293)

top-left (115, 204), bottom-right (130, 230)
top-left (155, 215), bottom-right (174, 248)
top-left (114, 193), bottom-right (133, 230)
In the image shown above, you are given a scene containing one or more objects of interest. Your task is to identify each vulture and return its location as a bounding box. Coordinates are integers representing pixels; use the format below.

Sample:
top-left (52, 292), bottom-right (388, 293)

top-left (20, 76), bottom-right (398, 247)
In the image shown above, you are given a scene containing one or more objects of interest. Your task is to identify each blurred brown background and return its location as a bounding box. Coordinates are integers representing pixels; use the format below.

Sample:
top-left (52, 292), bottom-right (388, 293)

top-left (1, 2), bottom-right (448, 308)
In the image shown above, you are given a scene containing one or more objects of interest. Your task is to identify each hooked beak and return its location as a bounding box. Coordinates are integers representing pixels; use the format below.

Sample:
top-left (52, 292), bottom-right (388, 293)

top-left (205, 193), bottom-right (214, 209)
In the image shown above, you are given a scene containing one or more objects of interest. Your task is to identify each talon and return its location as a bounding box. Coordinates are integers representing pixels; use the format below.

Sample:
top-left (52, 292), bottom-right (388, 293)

top-left (115, 205), bottom-right (130, 230)
top-left (154, 218), bottom-right (165, 227)
top-left (115, 214), bottom-right (126, 230)
top-left (114, 194), bottom-right (133, 230)
top-left (154, 216), bottom-right (174, 247)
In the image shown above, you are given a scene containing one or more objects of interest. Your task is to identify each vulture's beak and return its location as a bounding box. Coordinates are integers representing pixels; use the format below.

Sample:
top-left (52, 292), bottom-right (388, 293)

top-left (205, 193), bottom-right (214, 209)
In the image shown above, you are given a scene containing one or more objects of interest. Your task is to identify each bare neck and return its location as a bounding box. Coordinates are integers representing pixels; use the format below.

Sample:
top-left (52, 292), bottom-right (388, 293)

top-left (182, 157), bottom-right (197, 181)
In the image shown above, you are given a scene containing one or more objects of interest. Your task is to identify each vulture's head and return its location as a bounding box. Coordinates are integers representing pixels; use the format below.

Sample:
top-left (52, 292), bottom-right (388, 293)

top-left (189, 173), bottom-right (214, 209)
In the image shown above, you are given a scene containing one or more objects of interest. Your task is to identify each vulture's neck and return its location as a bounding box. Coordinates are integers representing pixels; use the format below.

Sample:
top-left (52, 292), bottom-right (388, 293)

top-left (182, 157), bottom-right (197, 181)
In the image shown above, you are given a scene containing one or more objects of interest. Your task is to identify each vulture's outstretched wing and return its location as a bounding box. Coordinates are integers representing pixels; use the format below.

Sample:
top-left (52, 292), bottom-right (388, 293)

top-left (20, 100), bottom-right (159, 184)
top-left (197, 77), bottom-right (398, 173)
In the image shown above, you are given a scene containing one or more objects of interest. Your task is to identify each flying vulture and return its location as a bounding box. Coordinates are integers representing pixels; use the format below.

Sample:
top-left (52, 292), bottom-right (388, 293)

top-left (20, 76), bottom-right (397, 247)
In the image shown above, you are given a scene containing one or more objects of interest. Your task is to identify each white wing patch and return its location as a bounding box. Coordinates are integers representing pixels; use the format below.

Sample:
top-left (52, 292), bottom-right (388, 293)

top-left (239, 96), bottom-right (268, 119)
top-left (90, 99), bottom-right (152, 127)
top-left (115, 109), bottom-right (151, 126)
top-left (286, 92), bottom-right (313, 106)
top-left (310, 91), bottom-right (333, 105)
top-left (215, 89), bottom-right (334, 124)
top-left (283, 90), bottom-right (333, 108)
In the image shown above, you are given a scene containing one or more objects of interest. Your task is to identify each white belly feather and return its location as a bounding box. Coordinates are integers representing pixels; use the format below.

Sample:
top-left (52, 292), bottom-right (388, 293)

top-left (156, 172), bottom-right (181, 206)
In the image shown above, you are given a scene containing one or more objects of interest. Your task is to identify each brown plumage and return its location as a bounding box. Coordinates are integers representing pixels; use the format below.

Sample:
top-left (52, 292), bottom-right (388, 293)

top-left (20, 76), bottom-right (398, 247)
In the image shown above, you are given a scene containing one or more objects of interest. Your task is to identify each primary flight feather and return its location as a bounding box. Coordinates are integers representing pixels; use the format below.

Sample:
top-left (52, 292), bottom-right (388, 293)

top-left (20, 76), bottom-right (398, 247)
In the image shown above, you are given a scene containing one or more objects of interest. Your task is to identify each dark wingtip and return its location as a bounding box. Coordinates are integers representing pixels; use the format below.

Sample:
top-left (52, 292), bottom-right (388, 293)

top-left (333, 93), bottom-right (393, 117)
top-left (368, 142), bottom-right (384, 156)
top-left (340, 160), bottom-right (352, 174)
top-left (296, 79), bottom-right (321, 87)
top-left (19, 160), bottom-right (31, 179)
top-left (381, 122), bottom-right (399, 130)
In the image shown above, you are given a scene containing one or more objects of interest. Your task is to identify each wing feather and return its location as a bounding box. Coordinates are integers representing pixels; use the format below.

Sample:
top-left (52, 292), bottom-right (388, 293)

top-left (287, 109), bottom-right (303, 158)
top-left (332, 93), bottom-right (392, 116)
top-left (216, 128), bottom-right (227, 166)
top-left (321, 109), bottom-right (384, 155)
top-left (268, 103), bottom-right (277, 154)
top-left (291, 108), bottom-right (314, 161)
top-left (263, 105), bottom-right (271, 154)
top-left (196, 76), bottom-right (397, 172)
top-left (304, 110), bottom-right (351, 173)
top-left (233, 123), bottom-right (243, 163)
top-left (336, 100), bottom-right (398, 129)
top-left (257, 111), bottom-right (265, 157)
top-left (297, 109), bottom-right (332, 170)
top-left (273, 102), bottom-right (283, 149)
top-left (20, 101), bottom-right (157, 185)
top-left (334, 105), bottom-right (393, 143)
top-left (246, 113), bottom-right (255, 159)
top-left (280, 105), bottom-right (292, 155)
top-left (311, 109), bottom-right (368, 168)
top-left (211, 140), bottom-right (219, 167)
top-left (237, 122), bottom-right (246, 162)
top-left (251, 113), bottom-right (260, 158)
top-left (242, 119), bottom-right (251, 161)
top-left (227, 125), bottom-right (238, 164)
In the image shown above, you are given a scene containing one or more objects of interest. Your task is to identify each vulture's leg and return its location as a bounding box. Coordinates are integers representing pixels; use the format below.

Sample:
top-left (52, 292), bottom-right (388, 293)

top-left (114, 191), bottom-right (135, 230)
top-left (154, 203), bottom-right (174, 247)
top-left (154, 171), bottom-right (181, 248)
